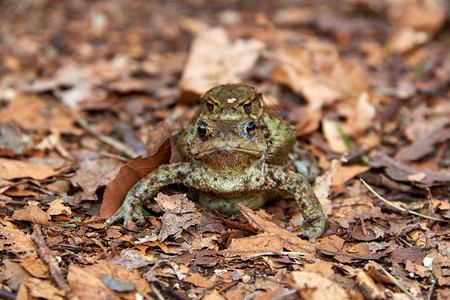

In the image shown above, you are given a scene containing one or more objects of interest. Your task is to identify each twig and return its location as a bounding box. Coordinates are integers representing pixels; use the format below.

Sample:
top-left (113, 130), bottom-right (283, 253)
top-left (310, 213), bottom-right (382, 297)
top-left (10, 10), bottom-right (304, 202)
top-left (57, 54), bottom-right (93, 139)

top-left (56, 103), bottom-right (137, 159)
top-left (426, 272), bottom-right (437, 300)
top-left (359, 178), bottom-right (448, 222)
top-left (272, 289), bottom-right (298, 300)
top-left (216, 280), bottom-right (238, 294)
top-left (31, 224), bottom-right (71, 294)
top-left (150, 283), bottom-right (165, 300)
top-left (247, 251), bottom-right (307, 259)
top-left (360, 216), bottom-right (368, 236)
top-left (367, 261), bottom-right (415, 299)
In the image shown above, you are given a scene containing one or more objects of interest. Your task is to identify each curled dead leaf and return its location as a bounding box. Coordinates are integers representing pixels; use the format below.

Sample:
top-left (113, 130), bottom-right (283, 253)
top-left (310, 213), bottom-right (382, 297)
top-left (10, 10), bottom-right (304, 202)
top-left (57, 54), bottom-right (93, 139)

top-left (100, 139), bottom-right (171, 218)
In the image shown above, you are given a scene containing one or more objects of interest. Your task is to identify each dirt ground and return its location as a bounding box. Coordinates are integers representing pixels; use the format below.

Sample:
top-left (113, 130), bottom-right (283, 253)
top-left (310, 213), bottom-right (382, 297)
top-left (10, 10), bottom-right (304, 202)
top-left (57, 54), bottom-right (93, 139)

top-left (0, 0), bottom-right (449, 299)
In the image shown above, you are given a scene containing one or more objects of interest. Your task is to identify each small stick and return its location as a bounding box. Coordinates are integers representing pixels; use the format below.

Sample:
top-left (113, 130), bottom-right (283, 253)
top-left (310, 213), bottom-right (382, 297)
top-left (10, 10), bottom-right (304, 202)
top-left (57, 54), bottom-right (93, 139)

top-left (56, 102), bottom-right (137, 159)
top-left (247, 251), bottom-right (307, 259)
top-left (31, 224), bottom-right (71, 294)
top-left (150, 283), bottom-right (165, 300)
top-left (359, 178), bottom-right (448, 222)
top-left (360, 216), bottom-right (368, 236)
top-left (216, 280), bottom-right (238, 294)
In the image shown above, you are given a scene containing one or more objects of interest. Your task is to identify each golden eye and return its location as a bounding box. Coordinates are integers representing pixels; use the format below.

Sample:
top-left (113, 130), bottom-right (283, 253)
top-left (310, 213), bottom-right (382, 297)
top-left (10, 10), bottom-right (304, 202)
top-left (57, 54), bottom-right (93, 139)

top-left (206, 100), bottom-right (214, 111)
top-left (243, 99), bottom-right (252, 113)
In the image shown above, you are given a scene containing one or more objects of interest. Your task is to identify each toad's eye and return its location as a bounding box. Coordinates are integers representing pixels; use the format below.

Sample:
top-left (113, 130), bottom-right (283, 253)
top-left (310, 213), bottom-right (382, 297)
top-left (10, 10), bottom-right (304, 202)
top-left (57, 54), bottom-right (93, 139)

top-left (198, 122), bottom-right (208, 137)
top-left (246, 121), bottom-right (256, 135)
top-left (206, 100), bottom-right (214, 111)
top-left (243, 99), bottom-right (252, 113)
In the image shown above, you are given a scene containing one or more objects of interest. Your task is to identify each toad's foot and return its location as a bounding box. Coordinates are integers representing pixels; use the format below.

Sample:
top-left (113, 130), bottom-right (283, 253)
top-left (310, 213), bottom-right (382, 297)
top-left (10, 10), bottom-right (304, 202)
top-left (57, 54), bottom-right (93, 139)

top-left (293, 217), bottom-right (325, 243)
top-left (104, 200), bottom-right (147, 227)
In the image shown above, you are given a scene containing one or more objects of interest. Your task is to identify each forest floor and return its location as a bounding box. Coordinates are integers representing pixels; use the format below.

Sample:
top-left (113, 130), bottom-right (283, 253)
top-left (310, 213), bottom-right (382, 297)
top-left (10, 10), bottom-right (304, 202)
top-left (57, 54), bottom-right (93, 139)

top-left (0, 1), bottom-right (449, 299)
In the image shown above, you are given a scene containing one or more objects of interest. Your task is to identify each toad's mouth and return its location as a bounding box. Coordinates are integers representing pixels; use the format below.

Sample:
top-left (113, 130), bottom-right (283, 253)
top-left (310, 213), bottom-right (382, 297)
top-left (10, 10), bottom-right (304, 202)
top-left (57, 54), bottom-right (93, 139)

top-left (193, 146), bottom-right (262, 158)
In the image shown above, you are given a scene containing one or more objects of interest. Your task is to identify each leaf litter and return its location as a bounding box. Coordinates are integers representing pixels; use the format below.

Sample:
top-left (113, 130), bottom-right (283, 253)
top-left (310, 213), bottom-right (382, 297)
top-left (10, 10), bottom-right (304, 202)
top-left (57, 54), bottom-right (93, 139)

top-left (0, 1), bottom-right (449, 299)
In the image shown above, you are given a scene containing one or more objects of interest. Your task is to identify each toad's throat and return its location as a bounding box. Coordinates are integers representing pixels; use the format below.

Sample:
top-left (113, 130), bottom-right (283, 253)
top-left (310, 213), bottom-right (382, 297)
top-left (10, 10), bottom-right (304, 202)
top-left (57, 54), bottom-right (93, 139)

top-left (193, 147), bottom-right (262, 158)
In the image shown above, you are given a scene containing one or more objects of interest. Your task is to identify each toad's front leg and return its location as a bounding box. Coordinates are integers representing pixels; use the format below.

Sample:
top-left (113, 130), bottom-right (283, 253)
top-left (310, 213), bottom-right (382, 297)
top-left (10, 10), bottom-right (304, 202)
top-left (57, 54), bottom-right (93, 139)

top-left (104, 162), bottom-right (192, 226)
top-left (267, 166), bottom-right (325, 243)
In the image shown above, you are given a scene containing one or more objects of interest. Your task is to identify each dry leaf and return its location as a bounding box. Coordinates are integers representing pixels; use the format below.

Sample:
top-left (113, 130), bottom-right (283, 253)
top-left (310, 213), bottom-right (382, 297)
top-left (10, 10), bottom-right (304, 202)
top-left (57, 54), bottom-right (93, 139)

top-left (100, 139), bottom-right (171, 218)
top-left (0, 93), bottom-right (76, 133)
top-left (0, 219), bottom-right (38, 258)
top-left (272, 42), bottom-right (367, 109)
top-left (331, 165), bottom-right (370, 187)
top-left (154, 193), bottom-right (201, 242)
top-left (0, 158), bottom-right (59, 180)
top-left (12, 205), bottom-right (51, 226)
top-left (184, 273), bottom-right (216, 288)
top-left (24, 278), bottom-right (65, 300)
top-left (72, 156), bottom-right (124, 201)
top-left (322, 120), bottom-right (347, 153)
top-left (314, 159), bottom-right (340, 216)
top-left (180, 27), bottom-right (264, 98)
top-left (223, 205), bottom-right (314, 259)
top-left (290, 271), bottom-right (349, 300)
top-left (47, 199), bottom-right (72, 216)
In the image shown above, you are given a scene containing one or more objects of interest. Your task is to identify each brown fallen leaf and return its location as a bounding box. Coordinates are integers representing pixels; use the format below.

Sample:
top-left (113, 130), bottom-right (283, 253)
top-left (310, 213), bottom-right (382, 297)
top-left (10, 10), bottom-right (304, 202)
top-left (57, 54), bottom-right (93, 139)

top-left (12, 205), bottom-right (51, 226)
top-left (314, 159), bottom-right (339, 216)
top-left (0, 158), bottom-right (60, 181)
top-left (179, 27), bottom-right (264, 99)
top-left (184, 273), bottom-right (216, 288)
top-left (71, 156), bottom-right (123, 201)
top-left (0, 123), bottom-right (33, 157)
top-left (3, 259), bottom-right (33, 291)
top-left (20, 258), bottom-right (49, 279)
top-left (46, 199), bottom-right (72, 216)
top-left (0, 93), bottom-right (76, 134)
top-left (0, 219), bottom-right (38, 258)
top-left (385, 0), bottom-right (447, 54)
top-left (322, 119), bottom-right (348, 153)
top-left (271, 41), bottom-right (367, 110)
top-left (369, 154), bottom-right (450, 187)
top-left (67, 264), bottom-right (116, 299)
top-left (289, 271), bottom-right (349, 300)
top-left (154, 193), bottom-right (201, 242)
top-left (67, 261), bottom-right (152, 299)
top-left (223, 234), bottom-right (284, 260)
top-left (24, 277), bottom-right (65, 300)
top-left (223, 205), bottom-right (315, 260)
top-left (100, 139), bottom-right (171, 218)
top-left (331, 165), bottom-right (371, 187)
top-left (396, 128), bottom-right (450, 162)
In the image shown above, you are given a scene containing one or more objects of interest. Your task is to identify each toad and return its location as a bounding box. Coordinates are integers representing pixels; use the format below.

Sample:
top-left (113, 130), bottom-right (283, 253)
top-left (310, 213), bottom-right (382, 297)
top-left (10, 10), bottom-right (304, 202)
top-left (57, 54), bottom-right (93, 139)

top-left (178, 84), bottom-right (321, 182)
top-left (105, 84), bottom-right (325, 242)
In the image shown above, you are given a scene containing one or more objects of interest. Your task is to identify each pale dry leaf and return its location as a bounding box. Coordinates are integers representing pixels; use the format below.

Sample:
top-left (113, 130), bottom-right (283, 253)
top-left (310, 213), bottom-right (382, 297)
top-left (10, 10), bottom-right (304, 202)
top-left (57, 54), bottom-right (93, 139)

top-left (12, 205), bottom-right (51, 226)
top-left (385, 0), bottom-right (446, 53)
top-left (314, 159), bottom-right (340, 216)
top-left (331, 165), bottom-right (370, 187)
top-left (184, 273), bottom-right (216, 288)
top-left (154, 193), bottom-right (201, 242)
top-left (180, 27), bottom-right (264, 96)
top-left (271, 41), bottom-right (367, 110)
top-left (223, 205), bottom-right (315, 259)
top-left (0, 93), bottom-right (76, 133)
top-left (24, 278), bottom-right (65, 300)
top-left (322, 119), bottom-right (347, 153)
top-left (290, 271), bottom-right (349, 300)
top-left (0, 158), bottom-right (60, 181)
top-left (47, 199), bottom-right (72, 216)
top-left (343, 91), bottom-right (375, 136)
top-left (0, 219), bottom-right (38, 258)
